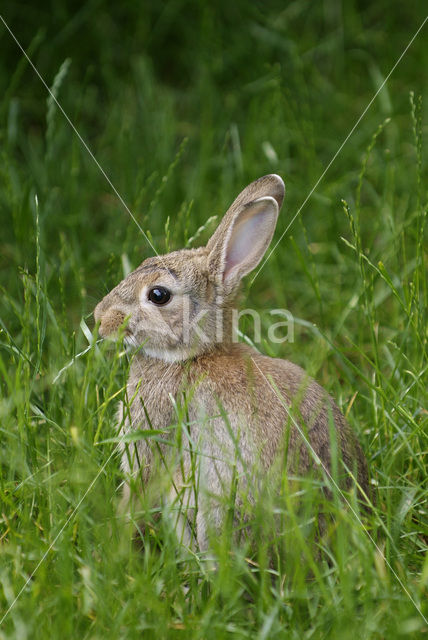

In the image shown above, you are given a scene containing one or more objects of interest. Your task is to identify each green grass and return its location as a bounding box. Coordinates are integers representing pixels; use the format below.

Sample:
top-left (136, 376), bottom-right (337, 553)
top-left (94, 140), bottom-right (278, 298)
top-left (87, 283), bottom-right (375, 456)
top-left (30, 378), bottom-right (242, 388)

top-left (0, 2), bottom-right (427, 638)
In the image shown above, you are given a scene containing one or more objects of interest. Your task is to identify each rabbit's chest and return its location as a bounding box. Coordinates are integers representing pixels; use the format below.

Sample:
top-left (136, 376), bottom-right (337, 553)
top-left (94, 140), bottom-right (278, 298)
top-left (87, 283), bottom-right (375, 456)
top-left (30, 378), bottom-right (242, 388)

top-left (126, 366), bottom-right (182, 432)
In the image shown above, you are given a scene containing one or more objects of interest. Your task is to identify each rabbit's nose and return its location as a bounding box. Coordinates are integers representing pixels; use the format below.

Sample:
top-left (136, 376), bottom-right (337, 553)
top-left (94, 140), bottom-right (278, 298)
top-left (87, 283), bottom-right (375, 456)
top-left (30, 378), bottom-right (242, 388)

top-left (97, 308), bottom-right (127, 337)
top-left (93, 301), bottom-right (103, 325)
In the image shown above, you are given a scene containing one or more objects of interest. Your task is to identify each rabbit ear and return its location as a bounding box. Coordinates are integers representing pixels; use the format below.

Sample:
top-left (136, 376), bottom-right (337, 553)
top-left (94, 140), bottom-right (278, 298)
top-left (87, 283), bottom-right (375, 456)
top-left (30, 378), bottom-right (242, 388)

top-left (207, 174), bottom-right (284, 291)
top-left (207, 174), bottom-right (284, 254)
top-left (208, 196), bottom-right (279, 291)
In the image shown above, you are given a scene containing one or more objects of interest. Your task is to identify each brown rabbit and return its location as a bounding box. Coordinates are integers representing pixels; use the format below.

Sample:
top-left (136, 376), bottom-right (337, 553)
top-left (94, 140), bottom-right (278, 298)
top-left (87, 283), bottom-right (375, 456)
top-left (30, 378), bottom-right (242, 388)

top-left (94, 174), bottom-right (370, 550)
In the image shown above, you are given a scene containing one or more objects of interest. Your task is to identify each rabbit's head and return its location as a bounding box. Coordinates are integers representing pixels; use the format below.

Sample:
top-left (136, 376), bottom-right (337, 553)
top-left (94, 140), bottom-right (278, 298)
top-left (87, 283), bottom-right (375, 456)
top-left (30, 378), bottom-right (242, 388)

top-left (94, 174), bottom-right (285, 362)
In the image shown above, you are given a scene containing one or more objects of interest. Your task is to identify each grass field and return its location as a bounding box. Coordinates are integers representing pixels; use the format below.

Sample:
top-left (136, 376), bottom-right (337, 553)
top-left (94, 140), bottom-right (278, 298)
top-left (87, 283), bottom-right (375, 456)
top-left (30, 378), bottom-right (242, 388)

top-left (0, 2), bottom-right (427, 638)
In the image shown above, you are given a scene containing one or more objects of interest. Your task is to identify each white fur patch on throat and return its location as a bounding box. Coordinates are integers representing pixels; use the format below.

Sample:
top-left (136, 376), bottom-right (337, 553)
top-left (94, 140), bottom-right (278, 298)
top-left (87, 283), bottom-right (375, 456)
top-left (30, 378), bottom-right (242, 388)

top-left (142, 345), bottom-right (195, 363)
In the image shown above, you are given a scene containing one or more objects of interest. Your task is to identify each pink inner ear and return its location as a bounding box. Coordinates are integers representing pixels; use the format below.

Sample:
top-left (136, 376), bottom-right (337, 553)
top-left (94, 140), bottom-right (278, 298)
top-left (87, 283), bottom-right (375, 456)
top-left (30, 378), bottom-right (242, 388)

top-left (223, 212), bottom-right (265, 281)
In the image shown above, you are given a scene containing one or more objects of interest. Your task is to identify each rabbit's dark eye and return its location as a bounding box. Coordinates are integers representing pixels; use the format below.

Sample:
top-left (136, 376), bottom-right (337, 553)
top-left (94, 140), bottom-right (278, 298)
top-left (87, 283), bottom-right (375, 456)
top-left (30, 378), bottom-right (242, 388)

top-left (148, 286), bottom-right (171, 305)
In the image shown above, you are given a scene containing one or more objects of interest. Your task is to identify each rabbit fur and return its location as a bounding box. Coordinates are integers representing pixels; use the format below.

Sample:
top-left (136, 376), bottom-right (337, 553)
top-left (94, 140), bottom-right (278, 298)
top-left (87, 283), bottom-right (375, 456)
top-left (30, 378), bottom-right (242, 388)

top-left (94, 174), bottom-right (370, 550)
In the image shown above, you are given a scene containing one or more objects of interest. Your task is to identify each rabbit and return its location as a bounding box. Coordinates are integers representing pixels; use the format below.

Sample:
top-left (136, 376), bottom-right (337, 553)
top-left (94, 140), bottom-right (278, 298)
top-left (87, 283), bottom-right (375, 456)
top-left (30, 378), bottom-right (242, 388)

top-left (94, 174), bottom-right (370, 551)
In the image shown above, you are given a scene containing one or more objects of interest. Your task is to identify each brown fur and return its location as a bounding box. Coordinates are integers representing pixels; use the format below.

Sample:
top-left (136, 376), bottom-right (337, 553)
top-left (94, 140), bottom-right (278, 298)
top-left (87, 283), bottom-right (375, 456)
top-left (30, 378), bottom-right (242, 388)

top-left (94, 174), bottom-right (370, 550)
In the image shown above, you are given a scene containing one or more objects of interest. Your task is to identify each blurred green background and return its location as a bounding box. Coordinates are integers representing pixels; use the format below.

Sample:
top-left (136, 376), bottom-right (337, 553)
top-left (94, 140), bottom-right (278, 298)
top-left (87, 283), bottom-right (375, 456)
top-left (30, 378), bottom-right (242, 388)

top-left (0, 2), bottom-right (427, 638)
